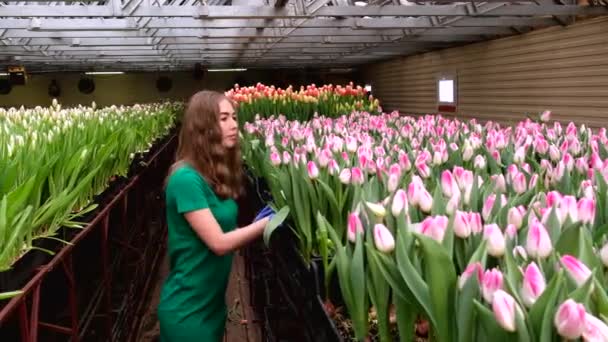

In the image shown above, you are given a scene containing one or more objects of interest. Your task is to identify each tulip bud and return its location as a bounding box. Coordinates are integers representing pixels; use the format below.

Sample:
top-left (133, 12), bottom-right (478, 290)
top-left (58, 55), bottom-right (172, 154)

top-left (441, 170), bottom-right (456, 198)
top-left (347, 212), bottom-right (364, 243)
top-left (540, 110), bottom-right (551, 122)
top-left (554, 299), bottom-right (586, 339)
top-left (577, 198), bottom-right (596, 225)
top-left (505, 224), bottom-right (518, 240)
top-left (328, 159), bottom-right (340, 175)
top-left (508, 206), bottom-right (525, 229)
top-left (484, 224), bottom-right (506, 257)
top-left (391, 189), bottom-right (408, 217)
top-left (339, 169), bottom-right (351, 184)
top-left (469, 212), bottom-right (483, 234)
top-left (549, 145), bottom-right (561, 161)
top-left (417, 162), bottom-right (431, 178)
top-left (514, 146), bottom-right (526, 164)
top-left (492, 290), bottom-right (520, 332)
top-left (387, 173), bottom-right (399, 193)
top-left (351, 167), bottom-right (364, 185)
top-left (561, 255), bottom-right (592, 287)
top-left (454, 210), bottom-right (471, 239)
top-left (583, 313), bottom-right (608, 341)
top-left (474, 155), bottom-right (486, 170)
top-left (560, 195), bottom-right (579, 223)
top-left (366, 202), bottom-right (386, 218)
top-left (526, 221), bottom-right (553, 259)
top-left (307, 161), bottom-right (319, 179)
top-left (282, 151), bottom-right (291, 164)
top-left (493, 174), bottom-right (507, 193)
top-left (420, 215), bottom-right (449, 242)
top-left (458, 262), bottom-right (483, 289)
top-left (374, 224), bottom-right (395, 253)
top-left (446, 193), bottom-right (460, 215)
top-left (463, 145), bottom-right (474, 161)
top-left (270, 152), bottom-right (281, 166)
top-left (521, 262), bottom-right (546, 307)
top-left (482, 268), bottom-right (504, 303)
top-left (482, 194), bottom-right (497, 222)
top-left (513, 245), bottom-right (528, 261)
top-left (418, 188), bottom-right (433, 213)
top-left (600, 243), bottom-right (608, 267)
top-left (512, 172), bottom-right (527, 194)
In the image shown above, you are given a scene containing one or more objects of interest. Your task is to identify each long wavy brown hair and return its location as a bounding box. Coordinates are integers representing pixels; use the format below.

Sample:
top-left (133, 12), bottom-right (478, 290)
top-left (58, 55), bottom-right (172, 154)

top-left (169, 90), bottom-right (243, 199)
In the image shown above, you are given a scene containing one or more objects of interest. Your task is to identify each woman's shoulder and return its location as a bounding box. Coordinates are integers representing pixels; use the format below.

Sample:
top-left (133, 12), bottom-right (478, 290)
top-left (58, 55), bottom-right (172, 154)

top-left (166, 163), bottom-right (209, 189)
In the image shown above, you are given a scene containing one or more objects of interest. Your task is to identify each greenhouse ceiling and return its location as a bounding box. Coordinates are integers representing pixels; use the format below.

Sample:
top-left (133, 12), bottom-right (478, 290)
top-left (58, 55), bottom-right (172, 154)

top-left (0, 0), bottom-right (607, 72)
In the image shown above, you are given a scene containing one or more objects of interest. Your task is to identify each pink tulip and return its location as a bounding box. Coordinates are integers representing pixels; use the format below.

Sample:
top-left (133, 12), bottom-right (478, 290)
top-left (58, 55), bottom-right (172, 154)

top-left (418, 188), bottom-right (433, 213)
top-left (492, 290), bottom-right (519, 332)
top-left (505, 224), bottom-right (518, 240)
top-left (514, 146), bottom-right (526, 164)
top-left (583, 313), bottom-right (608, 342)
top-left (561, 255), bottom-right (592, 287)
top-left (469, 212), bottom-right (483, 234)
top-left (318, 149), bottom-right (332, 168)
top-left (474, 155), bottom-right (486, 170)
top-left (535, 138), bottom-right (549, 154)
top-left (347, 212), bottom-right (364, 243)
top-left (458, 262), bottom-right (483, 289)
top-left (526, 221), bottom-right (553, 259)
top-left (491, 150), bottom-right (501, 164)
top-left (270, 151), bottom-right (282, 166)
top-left (328, 159), bottom-right (340, 175)
top-left (577, 198), bottom-right (596, 225)
top-left (521, 262), bottom-right (546, 307)
top-left (529, 173), bottom-right (539, 189)
top-left (339, 169), bottom-right (351, 184)
top-left (282, 151), bottom-right (291, 164)
top-left (554, 299), bottom-right (587, 339)
top-left (482, 268), bottom-right (504, 303)
top-left (493, 174), bottom-right (507, 193)
top-left (546, 191), bottom-right (563, 208)
top-left (484, 224), bottom-right (506, 257)
top-left (374, 224), bottom-right (395, 253)
top-left (398, 151), bottom-right (411, 171)
top-left (549, 145), bottom-right (561, 161)
top-left (540, 110), bottom-right (551, 122)
top-left (417, 162), bottom-right (431, 178)
top-left (513, 245), bottom-right (528, 261)
top-left (508, 206), bottom-right (526, 229)
top-left (420, 215), bottom-right (449, 242)
top-left (600, 243), bottom-right (608, 268)
top-left (351, 167), bottom-right (364, 185)
top-left (307, 161), bottom-right (319, 179)
top-left (483, 194), bottom-right (506, 222)
top-left (391, 189), bottom-right (408, 217)
top-left (560, 195), bottom-right (579, 223)
top-left (387, 173), bottom-right (399, 193)
top-left (454, 210), bottom-right (471, 239)
top-left (512, 172), bottom-right (527, 194)
top-left (441, 170), bottom-right (456, 198)
top-left (563, 153), bottom-right (574, 172)
top-left (575, 157), bottom-right (588, 174)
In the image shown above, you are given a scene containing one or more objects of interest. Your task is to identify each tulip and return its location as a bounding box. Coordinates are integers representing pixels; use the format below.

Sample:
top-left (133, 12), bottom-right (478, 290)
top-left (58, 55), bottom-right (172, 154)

top-left (347, 212), bottom-right (364, 243)
top-left (508, 206), bottom-right (525, 229)
top-left (474, 155), bottom-right (486, 170)
top-left (505, 224), bottom-right (518, 240)
top-left (441, 170), bottom-right (456, 198)
top-left (391, 189), bottom-right (408, 217)
top-left (454, 210), bottom-right (471, 239)
top-left (482, 268), bottom-right (504, 303)
top-left (512, 172), bottom-right (527, 194)
top-left (366, 201), bottom-right (386, 218)
top-left (521, 262), bottom-right (546, 307)
top-left (540, 110), bottom-right (551, 122)
top-left (446, 193), bottom-right (460, 215)
top-left (513, 245), bottom-right (528, 261)
top-left (484, 224), bottom-right (506, 257)
top-left (282, 151), bottom-right (291, 164)
top-left (583, 313), bottom-right (608, 342)
top-left (600, 243), bottom-right (608, 268)
top-left (374, 224), bottom-right (395, 253)
top-left (549, 145), bottom-right (561, 161)
top-left (554, 299), bottom-right (586, 339)
top-left (482, 194), bottom-right (501, 222)
top-left (493, 174), bottom-right (507, 193)
top-left (328, 159), bottom-right (340, 175)
top-left (420, 215), bottom-right (449, 243)
top-left (463, 145), bottom-right (474, 161)
top-left (458, 262), bottom-right (483, 289)
top-left (529, 173), bottom-right (539, 189)
top-left (526, 221), bottom-right (553, 259)
top-left (514, 146), bottom-right (526, 164)
top-left (492, 290), bottom-right (519, 332)
top-left (561, 255), bottom-right (592, 287)
top-left (339, 168), bottom-right (351, 184)
top-left (270, 151), bottom-right (282, 166)
top-left (469, 212), bottom-right (483, 234)
top-left (307, 161), bottom-right (319, 179)
top-left (546, 191), bottom-right (563, 208)
top-left (418, 188), bottom-right (433, 213)
top-left (577, 198), bottom-right (596, 225)
top-left (417, 162), bottom-right (431, 178)
top-left (351, 167), bottom-right (364, 185)
top-left (387, 173), bottom-right (399, 193)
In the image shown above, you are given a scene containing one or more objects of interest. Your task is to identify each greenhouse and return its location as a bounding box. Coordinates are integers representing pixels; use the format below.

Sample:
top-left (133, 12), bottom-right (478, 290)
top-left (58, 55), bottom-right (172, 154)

top-left (1, 1), bottom-right (608, 341)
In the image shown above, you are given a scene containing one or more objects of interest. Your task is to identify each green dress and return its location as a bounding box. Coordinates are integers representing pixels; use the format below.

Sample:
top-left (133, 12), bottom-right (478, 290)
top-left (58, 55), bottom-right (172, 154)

top-left (157, 164), bottom-right (238, 342)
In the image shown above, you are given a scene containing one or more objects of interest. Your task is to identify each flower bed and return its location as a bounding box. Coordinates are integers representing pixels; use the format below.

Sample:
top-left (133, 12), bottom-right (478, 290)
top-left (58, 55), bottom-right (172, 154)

top-left (0, 100), bottom-right (181, 299)
top-left (241, 108), bottom-right (608, 341)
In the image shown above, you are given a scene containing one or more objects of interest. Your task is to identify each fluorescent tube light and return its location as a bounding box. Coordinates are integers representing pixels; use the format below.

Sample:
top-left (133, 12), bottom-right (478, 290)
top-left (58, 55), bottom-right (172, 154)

top-left (85, 71), bottom-right (125, 75)
top-left (0, 73), bottom-right (8, 76)
top-left (207, 68), bottom-right (247, 72)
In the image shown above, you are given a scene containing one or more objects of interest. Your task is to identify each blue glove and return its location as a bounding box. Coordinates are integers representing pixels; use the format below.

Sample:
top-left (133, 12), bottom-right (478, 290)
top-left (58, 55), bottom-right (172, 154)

top-left (254, 205), bottom-right (275, 222)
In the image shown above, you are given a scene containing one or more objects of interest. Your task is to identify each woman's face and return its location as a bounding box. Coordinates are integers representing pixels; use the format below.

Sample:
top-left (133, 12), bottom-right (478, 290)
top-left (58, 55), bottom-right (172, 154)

top-left (218, 99), bottom-right (238, 148)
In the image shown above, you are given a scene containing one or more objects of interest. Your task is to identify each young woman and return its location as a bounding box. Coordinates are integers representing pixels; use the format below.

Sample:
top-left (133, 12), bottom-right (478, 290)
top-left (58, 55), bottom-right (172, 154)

top-left (157, 90), bottom-right (273, 342)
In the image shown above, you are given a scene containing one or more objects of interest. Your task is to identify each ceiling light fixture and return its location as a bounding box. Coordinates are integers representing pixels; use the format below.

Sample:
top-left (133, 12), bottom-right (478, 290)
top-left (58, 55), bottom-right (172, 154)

top-left (207, 68), bottom-right (247, 72)
top-left (84, 71), bottom-right (125, 75)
